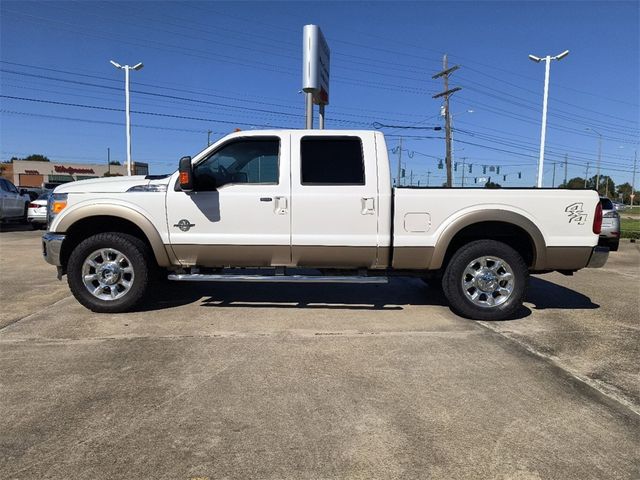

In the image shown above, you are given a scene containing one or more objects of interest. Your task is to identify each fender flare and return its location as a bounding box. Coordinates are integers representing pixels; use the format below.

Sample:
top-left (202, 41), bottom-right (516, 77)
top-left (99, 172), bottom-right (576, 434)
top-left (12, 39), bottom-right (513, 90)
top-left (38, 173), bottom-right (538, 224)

top-left (55, 203), bottom-right (172, 267)
top-left (430, 210), bottom-right (547, 270)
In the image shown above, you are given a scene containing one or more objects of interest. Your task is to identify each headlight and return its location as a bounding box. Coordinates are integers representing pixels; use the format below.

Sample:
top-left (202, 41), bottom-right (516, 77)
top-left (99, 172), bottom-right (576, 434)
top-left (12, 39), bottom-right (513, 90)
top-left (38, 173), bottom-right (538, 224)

top-left (126, 184), bottom-right (167, 192)
top-left (47, 193), bottom-right (68, 229)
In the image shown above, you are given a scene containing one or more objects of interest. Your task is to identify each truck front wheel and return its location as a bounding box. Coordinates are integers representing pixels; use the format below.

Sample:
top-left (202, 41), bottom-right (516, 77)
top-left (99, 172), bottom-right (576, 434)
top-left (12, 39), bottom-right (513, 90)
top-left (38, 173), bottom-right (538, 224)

top-left (67, 232), bottom-right (151, 313)
top-left (442, 240), bottom-right (528, 320)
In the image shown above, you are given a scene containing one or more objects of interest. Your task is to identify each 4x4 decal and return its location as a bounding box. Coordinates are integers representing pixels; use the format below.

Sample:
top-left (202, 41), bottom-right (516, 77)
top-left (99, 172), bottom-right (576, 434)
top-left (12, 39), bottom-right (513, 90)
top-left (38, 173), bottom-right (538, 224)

top-left (565, 203), bottom-right (587, 225)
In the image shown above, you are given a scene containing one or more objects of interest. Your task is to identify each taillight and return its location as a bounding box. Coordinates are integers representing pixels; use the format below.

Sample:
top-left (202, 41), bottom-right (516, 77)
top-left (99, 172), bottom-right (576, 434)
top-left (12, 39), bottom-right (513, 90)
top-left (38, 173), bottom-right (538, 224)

top-left (28, 203), bottom-right (40, 209)
top-left (593, 202), bottom-right (603, 234)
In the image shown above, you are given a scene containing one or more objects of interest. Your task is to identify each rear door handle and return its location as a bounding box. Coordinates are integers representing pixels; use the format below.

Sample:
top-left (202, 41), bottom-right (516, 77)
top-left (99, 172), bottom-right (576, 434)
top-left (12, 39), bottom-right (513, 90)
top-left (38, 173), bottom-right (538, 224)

top-left (260, 197), bottom-right (273, 202)
top-left (274, 196), bottom-right (288, 215)
top-left (361, 197), bottom-right (375, 215)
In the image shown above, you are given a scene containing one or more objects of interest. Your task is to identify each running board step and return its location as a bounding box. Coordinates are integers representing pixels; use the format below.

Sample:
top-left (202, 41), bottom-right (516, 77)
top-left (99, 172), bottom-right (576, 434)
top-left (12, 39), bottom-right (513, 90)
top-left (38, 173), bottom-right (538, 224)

top-left (168, 274), bottom-right (388, 284)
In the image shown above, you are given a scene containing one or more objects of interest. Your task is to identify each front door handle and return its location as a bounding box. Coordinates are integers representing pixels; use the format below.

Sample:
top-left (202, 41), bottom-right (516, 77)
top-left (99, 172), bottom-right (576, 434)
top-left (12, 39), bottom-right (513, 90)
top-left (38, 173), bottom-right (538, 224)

top-left (361, 197), bottom-right (375, 215)
top-left (274, 196), bottom-right (288, 215)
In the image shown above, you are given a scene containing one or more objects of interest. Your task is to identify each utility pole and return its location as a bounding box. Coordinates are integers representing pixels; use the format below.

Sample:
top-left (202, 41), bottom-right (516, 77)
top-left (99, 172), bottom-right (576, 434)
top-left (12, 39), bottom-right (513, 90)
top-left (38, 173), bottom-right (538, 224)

top-left (552, 162), bottom-right (556, 188)
top-left (584, 163), bottom-right (590, 188)
top-left (410, 169), bottom-right (414, 186)
top-left (563, 153), bottom-right (568, 186)
top-left (460, 156), bottom-right (467, 187)
top-left (432, 54), bottom-right (461, 188)
top-left (427, 171), bottom-right (431, 187)
top-left (586, 127), bottom-right (603, 194)
top-left (396, 138), bottom-right (403, 187)
top-left (631, 150), bottom-right (637, 206)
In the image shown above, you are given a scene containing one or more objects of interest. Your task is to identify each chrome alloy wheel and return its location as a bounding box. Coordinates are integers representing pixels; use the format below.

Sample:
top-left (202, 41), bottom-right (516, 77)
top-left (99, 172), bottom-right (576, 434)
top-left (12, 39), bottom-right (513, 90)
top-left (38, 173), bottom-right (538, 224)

top-left (81, 248), bottom-right (135, 301)
top-left (461, 256), bottom-right (515, 308)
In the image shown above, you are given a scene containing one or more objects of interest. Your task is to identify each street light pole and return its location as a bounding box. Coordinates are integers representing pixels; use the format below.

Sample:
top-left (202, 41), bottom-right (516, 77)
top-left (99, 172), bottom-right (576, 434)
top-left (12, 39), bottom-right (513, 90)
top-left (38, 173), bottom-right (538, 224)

top-left (529, 50), bottom-right (569, 188)
top-left (110, 60), bottom-right (144, 176)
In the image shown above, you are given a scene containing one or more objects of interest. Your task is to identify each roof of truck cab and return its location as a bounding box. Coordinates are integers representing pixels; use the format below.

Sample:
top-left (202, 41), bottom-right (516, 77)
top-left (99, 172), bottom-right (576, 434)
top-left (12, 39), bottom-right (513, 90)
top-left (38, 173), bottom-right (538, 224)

top-left (221, 129), bottom-right (377, 136)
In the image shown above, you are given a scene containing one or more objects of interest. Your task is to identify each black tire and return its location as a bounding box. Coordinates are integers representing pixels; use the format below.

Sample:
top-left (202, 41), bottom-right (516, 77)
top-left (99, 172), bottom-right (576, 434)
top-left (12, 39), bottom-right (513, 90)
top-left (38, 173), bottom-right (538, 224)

top-left (21, 203), bottom-right (29, 224)
top-left (442, 239), bottom-right (528, 321)
top-left (67, 232), bottom-right (151, 313)
top-left (608, 239), bottom-right (619, 252)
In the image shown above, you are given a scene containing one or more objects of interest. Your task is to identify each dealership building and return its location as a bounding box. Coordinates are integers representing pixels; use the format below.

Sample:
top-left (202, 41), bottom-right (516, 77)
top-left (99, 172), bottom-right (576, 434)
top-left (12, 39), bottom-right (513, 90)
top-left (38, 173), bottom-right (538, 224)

top-left (1, 160), bottom-right (149, 189)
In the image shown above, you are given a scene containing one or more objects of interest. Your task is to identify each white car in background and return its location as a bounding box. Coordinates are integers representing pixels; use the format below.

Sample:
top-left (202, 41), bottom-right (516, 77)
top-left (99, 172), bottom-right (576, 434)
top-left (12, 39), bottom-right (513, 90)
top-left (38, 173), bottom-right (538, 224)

top-left (27, 193), bottom-right (49, 229)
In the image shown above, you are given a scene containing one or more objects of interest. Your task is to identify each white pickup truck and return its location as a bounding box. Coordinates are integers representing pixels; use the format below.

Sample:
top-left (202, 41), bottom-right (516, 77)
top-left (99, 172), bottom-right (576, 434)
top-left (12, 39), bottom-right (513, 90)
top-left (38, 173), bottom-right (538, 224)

top-left (42, 130), bottom-right (608, 319)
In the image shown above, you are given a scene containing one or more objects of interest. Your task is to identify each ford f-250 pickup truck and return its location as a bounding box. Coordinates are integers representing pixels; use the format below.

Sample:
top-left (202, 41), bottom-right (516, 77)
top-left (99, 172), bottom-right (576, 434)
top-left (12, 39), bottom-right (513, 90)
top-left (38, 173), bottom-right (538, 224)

top-left (42, 130), bottom-right (608, 320)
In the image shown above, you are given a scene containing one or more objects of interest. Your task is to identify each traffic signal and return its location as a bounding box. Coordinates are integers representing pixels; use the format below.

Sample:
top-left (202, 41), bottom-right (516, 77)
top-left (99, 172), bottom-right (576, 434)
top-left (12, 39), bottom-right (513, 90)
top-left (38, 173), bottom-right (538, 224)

top-left (438, 160), bottom-right (443, 169)
top-left (496, 166), bottom-right (501, 174)
top-left (482, 165), bottom-right (487, 174)
top-left (468, 164), bottom-right (472, 173)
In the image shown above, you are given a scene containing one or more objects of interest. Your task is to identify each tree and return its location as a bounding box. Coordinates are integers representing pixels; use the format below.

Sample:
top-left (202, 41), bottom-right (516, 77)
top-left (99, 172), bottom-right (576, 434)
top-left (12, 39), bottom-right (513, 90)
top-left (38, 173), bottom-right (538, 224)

top-left (109, 160), bottom-right (121, 165)
top-left (103, 172), bottom-right (123, 177)
top-left (559, 177), bottom-right (586, 189)
top-left (484, 181), bottom-right (501, 189)
top-left (616, 182), bottom-right (635, 204)
top-left (597, 175), bottom-right (616, 197)
top-left (10, 154), bottom-right (51, 162)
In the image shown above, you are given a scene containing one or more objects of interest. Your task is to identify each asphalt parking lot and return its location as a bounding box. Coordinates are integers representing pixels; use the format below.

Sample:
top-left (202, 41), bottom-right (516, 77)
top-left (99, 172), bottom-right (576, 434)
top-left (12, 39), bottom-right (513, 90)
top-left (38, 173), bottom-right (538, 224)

top-left (1, 227), bottom-right (639, 479)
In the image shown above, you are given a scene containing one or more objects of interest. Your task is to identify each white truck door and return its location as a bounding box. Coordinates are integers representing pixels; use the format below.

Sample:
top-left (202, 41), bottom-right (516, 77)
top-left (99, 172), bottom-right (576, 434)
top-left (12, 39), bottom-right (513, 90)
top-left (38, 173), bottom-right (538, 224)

top-left (166, 134), bottom-right (291, 267)
top-left (290, 132), bottom-right (380, 268)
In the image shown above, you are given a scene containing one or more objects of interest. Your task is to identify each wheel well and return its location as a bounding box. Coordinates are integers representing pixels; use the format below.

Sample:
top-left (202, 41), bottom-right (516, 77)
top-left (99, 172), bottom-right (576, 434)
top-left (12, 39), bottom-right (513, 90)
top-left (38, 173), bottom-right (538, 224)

top-left (60, 216), bottom-right (156, 269)
top-left (442, 221), bottom-right (536, 269)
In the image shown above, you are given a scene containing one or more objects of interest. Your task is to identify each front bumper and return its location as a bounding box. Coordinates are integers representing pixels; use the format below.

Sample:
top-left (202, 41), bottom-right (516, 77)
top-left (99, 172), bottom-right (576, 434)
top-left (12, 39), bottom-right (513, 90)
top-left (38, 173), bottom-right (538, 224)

top-left (42, 232), bottom-right (66, 266)
top-left (586, 246), bottom-right (609, 268)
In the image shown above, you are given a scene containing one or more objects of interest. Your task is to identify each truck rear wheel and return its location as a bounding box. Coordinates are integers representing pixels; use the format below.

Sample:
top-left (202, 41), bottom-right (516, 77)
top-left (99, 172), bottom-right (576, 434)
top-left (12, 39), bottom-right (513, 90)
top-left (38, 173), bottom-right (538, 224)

top-left (442, 239), bottom-right (528, 320)
top-left (67, 232), bottom-right (151, 313)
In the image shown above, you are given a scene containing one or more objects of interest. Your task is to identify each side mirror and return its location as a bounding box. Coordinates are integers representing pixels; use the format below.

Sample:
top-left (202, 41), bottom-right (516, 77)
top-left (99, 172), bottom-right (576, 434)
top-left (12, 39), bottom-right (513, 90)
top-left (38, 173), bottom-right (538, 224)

top-left (178, 156), bottom-right (194, 192)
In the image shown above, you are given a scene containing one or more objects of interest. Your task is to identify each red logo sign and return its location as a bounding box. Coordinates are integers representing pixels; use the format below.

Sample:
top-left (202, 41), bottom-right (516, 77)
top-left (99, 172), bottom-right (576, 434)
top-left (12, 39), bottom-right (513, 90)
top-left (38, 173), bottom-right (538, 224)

top-left (54, 165), bottom-right (95, 175)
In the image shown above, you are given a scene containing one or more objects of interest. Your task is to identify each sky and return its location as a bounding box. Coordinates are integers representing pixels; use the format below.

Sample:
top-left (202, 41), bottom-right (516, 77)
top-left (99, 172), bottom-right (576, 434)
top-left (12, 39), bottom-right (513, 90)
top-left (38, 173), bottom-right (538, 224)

top-left (1, 0), bottom-right (638, 190)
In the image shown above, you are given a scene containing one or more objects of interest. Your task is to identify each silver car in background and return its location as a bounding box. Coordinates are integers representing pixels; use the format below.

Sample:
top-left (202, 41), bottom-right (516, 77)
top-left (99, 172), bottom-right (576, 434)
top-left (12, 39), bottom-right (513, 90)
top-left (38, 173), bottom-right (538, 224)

top-left (599, 197), bottom-right (620, 252)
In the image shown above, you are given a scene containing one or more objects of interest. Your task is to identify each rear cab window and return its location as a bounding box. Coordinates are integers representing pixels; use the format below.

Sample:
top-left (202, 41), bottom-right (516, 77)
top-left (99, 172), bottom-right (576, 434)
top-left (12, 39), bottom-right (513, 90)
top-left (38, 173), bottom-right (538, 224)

top-left (300, 136), bottom-right (365, 185)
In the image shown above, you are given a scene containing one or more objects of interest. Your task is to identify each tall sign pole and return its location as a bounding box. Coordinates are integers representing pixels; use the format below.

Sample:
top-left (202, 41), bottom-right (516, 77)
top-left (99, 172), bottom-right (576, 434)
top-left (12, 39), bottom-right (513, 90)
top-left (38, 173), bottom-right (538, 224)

top-left (528, 50), bottom-right (569, 188)
top-left (302, 25), bottom-right (330, 129)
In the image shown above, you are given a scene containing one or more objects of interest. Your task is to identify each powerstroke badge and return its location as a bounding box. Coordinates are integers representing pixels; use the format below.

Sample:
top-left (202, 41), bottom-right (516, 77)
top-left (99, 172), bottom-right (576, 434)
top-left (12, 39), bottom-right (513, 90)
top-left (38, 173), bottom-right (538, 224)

top-left (565, 203), bottom-right (587, 225)
top-left (174, 219), bottom-right (196, 231)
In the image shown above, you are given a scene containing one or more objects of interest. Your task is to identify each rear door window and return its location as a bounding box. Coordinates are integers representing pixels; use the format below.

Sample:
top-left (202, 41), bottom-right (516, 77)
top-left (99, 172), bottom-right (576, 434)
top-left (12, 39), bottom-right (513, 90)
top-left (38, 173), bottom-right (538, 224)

top-left (300, 137), bottom-right (365, 185)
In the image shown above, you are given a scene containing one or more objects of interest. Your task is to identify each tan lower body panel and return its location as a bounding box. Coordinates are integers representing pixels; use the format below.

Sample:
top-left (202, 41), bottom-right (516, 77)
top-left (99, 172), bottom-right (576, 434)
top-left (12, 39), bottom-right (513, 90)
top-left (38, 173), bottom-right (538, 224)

top-left (171, 245), bottom-right (387, 269)
top-left (541, 246), bottom-right (592, 270)
top-left (392, 246), bottom-right (435, 269)
top-left (171, 245), bottom-right (291, 267)
top-left (292, 246), bottom-right (380, 268)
